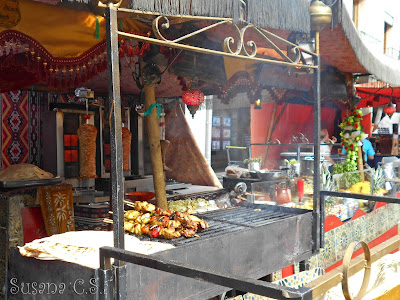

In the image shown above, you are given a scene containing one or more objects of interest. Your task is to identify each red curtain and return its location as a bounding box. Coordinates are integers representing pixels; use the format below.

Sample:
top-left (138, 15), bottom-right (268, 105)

top-left (251, 103), bottom-right (337, 169)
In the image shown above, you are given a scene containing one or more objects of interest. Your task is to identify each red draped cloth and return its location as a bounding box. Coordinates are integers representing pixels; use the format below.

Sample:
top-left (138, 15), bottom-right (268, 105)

top-left (165, 104), bottom-right (222, 188)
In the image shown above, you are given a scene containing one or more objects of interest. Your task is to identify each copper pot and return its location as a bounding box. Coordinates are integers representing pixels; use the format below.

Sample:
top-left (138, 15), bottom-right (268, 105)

top-left (276, 187), bottom-right (292, 205)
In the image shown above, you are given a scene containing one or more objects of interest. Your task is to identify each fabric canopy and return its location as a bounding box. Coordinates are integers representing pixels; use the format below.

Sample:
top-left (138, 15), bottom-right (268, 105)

top-left (356, 86), bottom-right (400, 108)
top-left (0, 0), bottom-right (149, 57)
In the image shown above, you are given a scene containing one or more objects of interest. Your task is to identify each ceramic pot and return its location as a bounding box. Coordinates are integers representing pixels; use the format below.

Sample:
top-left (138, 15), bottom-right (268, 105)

top-left (248, 162), bottom-right (260, 171)
top-left (276, 187), bottom-right (292, 205)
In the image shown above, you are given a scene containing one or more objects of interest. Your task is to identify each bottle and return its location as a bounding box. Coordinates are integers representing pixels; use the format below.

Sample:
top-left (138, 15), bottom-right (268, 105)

top-left (297, 177), bottom-right (304, 201)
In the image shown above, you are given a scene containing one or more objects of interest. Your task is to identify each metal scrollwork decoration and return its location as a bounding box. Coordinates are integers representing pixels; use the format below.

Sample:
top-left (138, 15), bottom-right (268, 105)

top-left (152, 15), bottom-right (230, 44)
top-left (287, 44), bottom-right (301, 64)
top-left (146, 13), bottom-right (316, 67)
top-left (223, 25), bottom-right (242, 55)
top-left (223, 24), bottom-right (257, 57)
top-left (240, 25), bottom-right (257, 57)
top-left (152, 15), bottom-right (170, 42)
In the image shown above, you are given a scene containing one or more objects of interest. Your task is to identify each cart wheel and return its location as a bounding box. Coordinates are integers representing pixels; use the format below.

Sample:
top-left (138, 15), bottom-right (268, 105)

top-left (341, 241), bottom-right (372, 300)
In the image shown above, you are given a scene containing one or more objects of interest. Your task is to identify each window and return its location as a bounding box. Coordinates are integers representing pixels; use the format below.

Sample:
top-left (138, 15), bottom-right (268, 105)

top-left (384, 21), bottom-right (392, 54)
top-left (353, 0), bottom-right (360, 27)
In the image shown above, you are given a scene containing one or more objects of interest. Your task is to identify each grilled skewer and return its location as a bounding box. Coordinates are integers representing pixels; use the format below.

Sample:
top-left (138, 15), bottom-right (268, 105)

top-left (106, 201), bottom-right (209, 240)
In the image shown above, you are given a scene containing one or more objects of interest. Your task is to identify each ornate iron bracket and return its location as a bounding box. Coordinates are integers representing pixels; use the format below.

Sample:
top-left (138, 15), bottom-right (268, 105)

top-left (117, 8), bottom-right (317, 69)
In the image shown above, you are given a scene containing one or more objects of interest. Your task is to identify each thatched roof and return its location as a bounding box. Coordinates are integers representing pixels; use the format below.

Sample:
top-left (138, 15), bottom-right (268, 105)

top-left (338, 1), bottom-right (400, 86)
top-left (129, 0), bottom-right (312, 33)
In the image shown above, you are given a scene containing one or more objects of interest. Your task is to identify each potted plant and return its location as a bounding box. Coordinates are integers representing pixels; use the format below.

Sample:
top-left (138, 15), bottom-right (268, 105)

top-left (243, 157), bottom-right (262, 171)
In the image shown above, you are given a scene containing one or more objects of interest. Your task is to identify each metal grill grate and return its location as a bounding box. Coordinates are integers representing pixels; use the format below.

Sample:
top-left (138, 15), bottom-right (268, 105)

top-left (128, 204), bottom-right (305, 246)
top-left (199, 206), bottom-right (296, 228)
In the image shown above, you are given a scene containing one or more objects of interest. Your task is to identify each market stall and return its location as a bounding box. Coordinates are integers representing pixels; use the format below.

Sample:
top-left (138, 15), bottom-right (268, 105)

top-left (1, 0), bottom-right (328, 298)
top-left (2, 0), bottom-right (400, 299)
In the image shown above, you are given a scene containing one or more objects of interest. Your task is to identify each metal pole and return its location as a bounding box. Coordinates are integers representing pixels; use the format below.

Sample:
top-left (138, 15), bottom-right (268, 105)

top-left (205, 96), bottom-right (213, 165)
top-left (313, 54), bottom-right (321, 252)
top-left (297, 144), bottom-right (301, 165)
top-left (105, 3), bottom-right (125, 253)
top-left (315, 32), bottom-right (320, 55)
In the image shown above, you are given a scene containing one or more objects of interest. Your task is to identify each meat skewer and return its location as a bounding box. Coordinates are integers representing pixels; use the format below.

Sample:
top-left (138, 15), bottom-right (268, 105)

top-left (108, 201), bottom-right (210, 240)
top-left (122, 127), bottom-right (132, 171)
top-left (77, 123), bottom-right (98, 178)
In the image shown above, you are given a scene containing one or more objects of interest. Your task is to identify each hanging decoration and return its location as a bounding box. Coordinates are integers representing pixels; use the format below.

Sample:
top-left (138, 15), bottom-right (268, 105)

top-left (384, 102), bottom-right (396, 117)
top-left (218, 71), bottom-right (261, 104)
top-left (0, 30), bottom-right (108, 91)
top-left (182, 89), bottom-right (204, 118)
top-left (339, 108), bottom-right (364, 171)
top-left (0, 30), bottom-right (149, 92)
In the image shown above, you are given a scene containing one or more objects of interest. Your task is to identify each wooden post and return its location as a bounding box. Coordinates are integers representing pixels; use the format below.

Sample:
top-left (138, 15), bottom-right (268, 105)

top-left (357, 147), bottom-right (364, 181)
top-left (144, 85), bottom-right (168, 210)
top-left (140, 58), bottom-right (168, 210)
top-left (391, 135), bottom-right (399, 156)
top-left (344, 73), bottom-right (355, 110)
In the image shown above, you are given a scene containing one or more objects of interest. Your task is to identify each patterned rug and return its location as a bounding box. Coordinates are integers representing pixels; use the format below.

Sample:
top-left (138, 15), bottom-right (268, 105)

top-left (28, 91), bottom-right (41, 166)
top-left (1, 90), bottom-right (42, 169)
top-left (1, 90), bottom-right (29, 168)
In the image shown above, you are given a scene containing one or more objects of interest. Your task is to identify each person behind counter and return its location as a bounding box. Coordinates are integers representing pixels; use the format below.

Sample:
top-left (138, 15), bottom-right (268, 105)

top-left (342, 134), bottom-right (375, 168)
top-left (320, 129), bottom-right (337, 170)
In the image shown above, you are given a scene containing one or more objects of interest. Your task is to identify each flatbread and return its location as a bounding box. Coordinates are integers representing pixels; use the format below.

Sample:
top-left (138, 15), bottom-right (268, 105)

top-left (19, 231), bottom-right (175, 269)
top-left (0, 163), bottom-right (53, 181)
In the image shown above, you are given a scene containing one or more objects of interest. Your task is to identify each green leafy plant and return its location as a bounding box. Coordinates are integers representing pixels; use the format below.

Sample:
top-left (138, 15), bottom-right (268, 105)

top-left (333, 162), bottom-right (362, 190)
top-left (284, 158), bottom-right (299, 165)
top-left (243, 157), bottom-right (262, 165)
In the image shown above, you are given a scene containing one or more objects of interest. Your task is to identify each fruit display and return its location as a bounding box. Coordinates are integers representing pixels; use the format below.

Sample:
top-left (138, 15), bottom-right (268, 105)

top-left (339, 108), bottom-right (364, 171)
top-left (303, 178), bottom-right (314, 194)
top-left (124, 201), bottom-right (209, 239)
top-left (372, 167), bottom-right (387, 195)
top-left (342, 181), bottom-right (371, 194)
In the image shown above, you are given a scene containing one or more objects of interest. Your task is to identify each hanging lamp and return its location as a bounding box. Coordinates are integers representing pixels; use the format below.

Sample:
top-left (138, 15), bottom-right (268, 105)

top-left (182, 90), bottom-right (205, 118)
top-left (182, 78), bottom-right (204, 118)
top-left (384, 101), bottom-right (396, 117)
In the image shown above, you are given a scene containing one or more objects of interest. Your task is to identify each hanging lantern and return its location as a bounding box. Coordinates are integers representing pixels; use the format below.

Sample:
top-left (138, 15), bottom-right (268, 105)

top-left (384, 100), bottom-right (396, 117)
top-left (182, 90), bottom-right (205, 118)
top-left (384, 105), bottom-right (396, 117)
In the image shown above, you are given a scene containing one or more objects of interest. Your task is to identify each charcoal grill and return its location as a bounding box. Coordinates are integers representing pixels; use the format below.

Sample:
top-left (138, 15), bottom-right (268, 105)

top-left (126, 204), bottom-right (313, 299)
top-left (129, 203), bottom-right (305, 247)
top-left (9, 203), bottom-right (313, 300)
